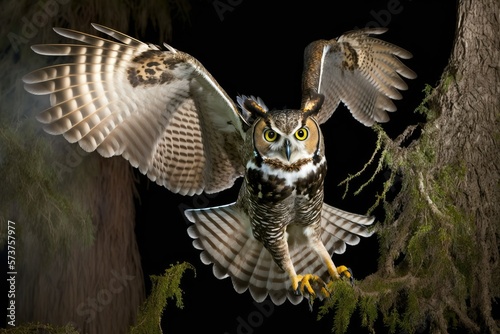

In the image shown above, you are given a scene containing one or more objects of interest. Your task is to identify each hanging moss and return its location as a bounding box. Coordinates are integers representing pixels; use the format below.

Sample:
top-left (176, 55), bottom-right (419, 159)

top-left (415, 84), bottom-right (437, 121)
top-left (129, 262), bottom-right (195, 334)
top-left (318, 279), bottom-right (358, 334)
top-left (339, 127), bottom-right (385, 202)
top-left (358, 295), bottom-right (378, 331)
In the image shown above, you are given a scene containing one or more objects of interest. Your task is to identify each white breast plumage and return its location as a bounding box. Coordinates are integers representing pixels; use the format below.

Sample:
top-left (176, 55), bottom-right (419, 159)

top-left (246, 157), bottom-right (326, 187)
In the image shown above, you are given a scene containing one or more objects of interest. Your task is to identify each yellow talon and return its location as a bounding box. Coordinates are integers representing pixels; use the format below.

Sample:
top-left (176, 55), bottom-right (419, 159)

top-left (299, 274), bottom-right (315, 295)
top-left (320, 286), bottom-right (331, 298)
top-left (337, 265), bottom-right (354, 285)
top-left (336, 265), bottom-right (351, 279)
top-left (293, 274), bottom-right (328, 298)
top-left (290, 265), bottom-right (354, 299)
top-left (322, 265), bottom-right (355, 295)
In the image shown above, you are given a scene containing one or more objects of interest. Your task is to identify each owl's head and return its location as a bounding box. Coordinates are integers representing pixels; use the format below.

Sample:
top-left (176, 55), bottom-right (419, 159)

top-left (243, 93), bottom-right (324, 165)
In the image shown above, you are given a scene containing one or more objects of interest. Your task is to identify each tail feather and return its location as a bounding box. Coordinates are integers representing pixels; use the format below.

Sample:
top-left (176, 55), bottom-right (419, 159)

top-left (186, 203), bottom-right (248, 279)
top-left (186, 203), bottom-right (301, 305)
top-left (246, 249), bottom-right (275, 301)
top-left (227, 236), bottom-right (264, 292)
top-left (186, 202), bottom-right (375, 305)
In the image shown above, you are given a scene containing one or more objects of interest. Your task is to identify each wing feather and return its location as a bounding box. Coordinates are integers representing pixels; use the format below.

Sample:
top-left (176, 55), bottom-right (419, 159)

top-left (23, 24), bottom-right (245, 195)
top-left (302, 28), bottom-right (416, 125)
top-left (320, 203), bottom-right (375, 256)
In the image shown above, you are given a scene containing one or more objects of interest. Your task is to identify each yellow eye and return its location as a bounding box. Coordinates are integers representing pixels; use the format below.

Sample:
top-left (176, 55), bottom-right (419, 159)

top-left (263, 129), bottom-right (278, 142)
top-left (295, 128), bottom-right (308, 141)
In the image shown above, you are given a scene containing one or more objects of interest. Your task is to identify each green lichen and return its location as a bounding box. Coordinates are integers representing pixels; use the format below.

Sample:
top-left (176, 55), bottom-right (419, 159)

top-left (339, 127), bottom-right (385, 201)
top-left (318, 279), bottom-right (358, 334)
top-left (130, 262), bottom-right (195, 334)
top-left (358, 295), bottom-right (378, 331)
top-left (415, 84), bottom-right (438, 121)
top-left (399, 289), bottom-right (423, 333)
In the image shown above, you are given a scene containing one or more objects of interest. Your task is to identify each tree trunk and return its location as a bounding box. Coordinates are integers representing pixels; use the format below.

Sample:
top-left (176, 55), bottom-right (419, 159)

top-left (356, 0), bottom-right (500, 332)
top-left (429, 0), bottom-right (500, 331)
top-left (17, 157), bottom-right (145, 334)
top-left (0, 2), bottom-right (190, 332)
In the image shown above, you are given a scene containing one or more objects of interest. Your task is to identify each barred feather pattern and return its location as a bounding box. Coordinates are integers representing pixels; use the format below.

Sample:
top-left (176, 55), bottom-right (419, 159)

top-left (22, 24), bottom-right (245, 195)
top-left (302, 27), bottom-right (417, 126)
top-left (186, 202), bottom-right (374, 305)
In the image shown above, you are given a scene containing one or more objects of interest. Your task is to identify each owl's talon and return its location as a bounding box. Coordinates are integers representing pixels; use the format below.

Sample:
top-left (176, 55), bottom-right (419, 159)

top-left (299, 274), bottom-right (316, 295)
top-left (293, 274), bottom-right (329, 298)
top-left (322, 265), bottom-right (355, 296)
top-left (336, 265), bottom-right (354, 285)
top-left (320, 286), bottom-right (331, 298)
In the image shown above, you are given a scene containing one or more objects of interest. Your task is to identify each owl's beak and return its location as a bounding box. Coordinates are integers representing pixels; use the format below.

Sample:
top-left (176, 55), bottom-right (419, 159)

top-left (284, 139), bottom-right (292, 161)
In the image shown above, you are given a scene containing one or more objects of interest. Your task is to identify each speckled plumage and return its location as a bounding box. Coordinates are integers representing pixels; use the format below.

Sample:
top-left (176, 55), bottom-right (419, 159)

top-left (23, 24), bottom-right (415, 305)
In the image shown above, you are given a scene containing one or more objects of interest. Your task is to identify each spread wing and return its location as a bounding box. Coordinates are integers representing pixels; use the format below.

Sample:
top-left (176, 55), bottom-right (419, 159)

top-left (23, 24), bottom-right (246, 196)
top-left (301, 28), bottom-right (417, 126)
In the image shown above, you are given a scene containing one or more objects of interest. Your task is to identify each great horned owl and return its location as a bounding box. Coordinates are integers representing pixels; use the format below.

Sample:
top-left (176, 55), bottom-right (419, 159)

top-left (23, 24), bottom-right (416, 305)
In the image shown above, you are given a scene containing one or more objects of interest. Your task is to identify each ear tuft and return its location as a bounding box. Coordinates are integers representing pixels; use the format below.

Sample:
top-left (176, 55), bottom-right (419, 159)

top-left (303, 91), bottom-right (324, 117)
top-left (236, 95), bottom-right (269, 124)
top-left (243, 98), bottom-right (268, 119)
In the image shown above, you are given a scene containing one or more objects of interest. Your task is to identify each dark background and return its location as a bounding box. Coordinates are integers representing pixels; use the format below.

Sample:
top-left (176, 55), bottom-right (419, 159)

top-left (0, 0), bottom-right (457, 333)
top-left (133, 1), bottom-right (457, 333)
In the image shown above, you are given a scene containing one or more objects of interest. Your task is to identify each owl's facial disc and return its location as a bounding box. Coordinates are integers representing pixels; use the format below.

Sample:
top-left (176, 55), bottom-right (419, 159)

top-left (253, 112), bottom-right (321, 165)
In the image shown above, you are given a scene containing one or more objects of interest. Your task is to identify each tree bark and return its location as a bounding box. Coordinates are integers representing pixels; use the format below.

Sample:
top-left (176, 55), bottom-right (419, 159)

top-left (431, 0), bottom-right (500, 331)
top-left (0, 2), bottom-right (190, 332)
top-left (17, 156), bottom-right (145, 334)
top-left (360, 0), bottom-right (500, 332)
